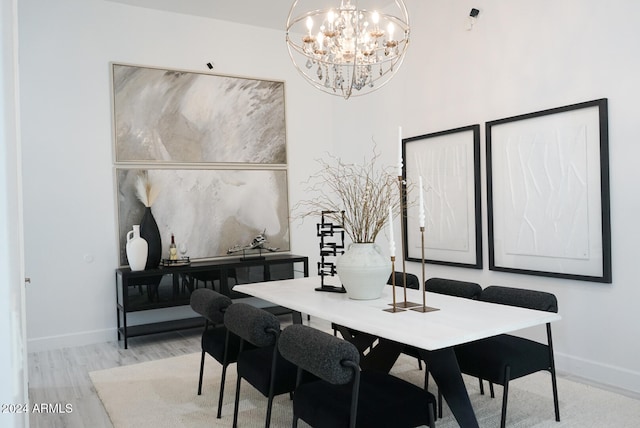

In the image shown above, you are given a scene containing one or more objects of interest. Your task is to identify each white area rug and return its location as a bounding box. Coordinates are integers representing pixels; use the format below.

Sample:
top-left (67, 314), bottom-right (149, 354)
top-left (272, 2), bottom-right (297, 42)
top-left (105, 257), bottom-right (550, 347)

top-left (90, 352), bottom-right (640, 428)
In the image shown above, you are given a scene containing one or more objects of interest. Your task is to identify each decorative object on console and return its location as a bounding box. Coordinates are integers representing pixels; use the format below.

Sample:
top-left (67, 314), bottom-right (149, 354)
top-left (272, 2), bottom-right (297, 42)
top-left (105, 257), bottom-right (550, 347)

top-left (285, 0), bottom-right (410, 99)
top-left (135, 171), bottom-right (162, 269)
top-left (159, 257), bottom-right (191, 267)
top-left (227, 230), bottom-right (279, 260)
top-left (315, 210), bottom-right (346, 293)
top-left (125, 225), bottom-right (147, 271)
top-left (294, 147), bottom-right (401, 299)
top-left (169, 233), bottom-right (178, 261)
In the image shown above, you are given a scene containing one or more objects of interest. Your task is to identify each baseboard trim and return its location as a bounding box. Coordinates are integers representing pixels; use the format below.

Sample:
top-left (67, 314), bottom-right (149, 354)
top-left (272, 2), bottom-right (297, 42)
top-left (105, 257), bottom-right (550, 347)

top-left (27, 328), bottom-right (116, 353)
top-left (555, 351), bottom-right (640, 398)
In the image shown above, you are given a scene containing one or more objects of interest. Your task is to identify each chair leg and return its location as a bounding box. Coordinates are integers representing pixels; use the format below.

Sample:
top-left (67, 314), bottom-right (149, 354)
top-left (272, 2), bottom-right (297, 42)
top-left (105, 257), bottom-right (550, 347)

top-left (428, 402), bottom-right (436, 427)
top-left (417, 357), bottom-right (423, 370)
top-left (197, 350), bottom-right (206, 395)
top-left (217, 363), bottom-right (229, 419)
top-left (478, 378), bottom-right (484, 395)
top-left (500, 367), bottom-right (511, 428)
top-left (292, 415), bottom-right (298, 428)
top-left (425, 369), bottom-right (443, 419)
top-left (489, 381), bottom-right (495, 398)
top-left (551, 368), bottom-right (561, 421)
top-left (547, 325), bottom-right (561, 422)
top-left (265, 394), bottom-right (274, 428)
top-left (232, 376), bottom-right (242, 428)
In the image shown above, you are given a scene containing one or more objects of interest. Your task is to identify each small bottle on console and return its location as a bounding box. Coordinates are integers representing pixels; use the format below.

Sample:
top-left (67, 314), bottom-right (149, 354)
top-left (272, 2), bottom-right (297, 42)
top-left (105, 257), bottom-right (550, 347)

top-left (169, 233), bottom-right (178, 261)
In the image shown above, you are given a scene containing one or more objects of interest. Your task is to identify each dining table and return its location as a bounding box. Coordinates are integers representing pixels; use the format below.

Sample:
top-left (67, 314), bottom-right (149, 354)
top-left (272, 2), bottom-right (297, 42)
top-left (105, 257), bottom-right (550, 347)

top-left (234, 276), bottom-right (561, 428)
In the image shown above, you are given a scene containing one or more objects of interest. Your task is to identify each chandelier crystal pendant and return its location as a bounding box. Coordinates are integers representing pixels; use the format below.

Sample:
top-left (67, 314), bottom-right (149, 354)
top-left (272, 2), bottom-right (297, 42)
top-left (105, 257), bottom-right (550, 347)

top-left (286, 0), bottom-right (410, 99)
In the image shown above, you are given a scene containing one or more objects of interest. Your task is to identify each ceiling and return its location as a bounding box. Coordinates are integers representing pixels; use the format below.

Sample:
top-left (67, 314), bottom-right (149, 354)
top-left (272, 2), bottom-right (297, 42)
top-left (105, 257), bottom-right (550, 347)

top-left (106, 0), bottom-right (297, 31)
top-left (107, 0), bottom-right (398, 31)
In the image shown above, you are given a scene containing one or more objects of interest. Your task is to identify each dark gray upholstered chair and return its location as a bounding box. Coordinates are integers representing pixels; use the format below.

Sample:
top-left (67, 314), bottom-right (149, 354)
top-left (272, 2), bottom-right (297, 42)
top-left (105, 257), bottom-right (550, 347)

top-left (279, 324), bottom-right (437, 428)
top-left (388, 271), bottom-right (420, 289)
top-left (425, 277), bottom-right (482, 299)
top-left (223, 303), bottom-right (298, 428)
top-left (454, 286), bottom-right (560, 428)
top-left (188, 269), bottom-right (238, 292)
top-left (189, 288), bottom-right (248, 419)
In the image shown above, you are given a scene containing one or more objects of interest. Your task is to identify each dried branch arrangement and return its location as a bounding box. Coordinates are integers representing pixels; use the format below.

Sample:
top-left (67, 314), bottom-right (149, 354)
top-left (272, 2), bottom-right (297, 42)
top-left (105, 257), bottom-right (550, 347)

top-left (294, 147), bottom-right (408, 243)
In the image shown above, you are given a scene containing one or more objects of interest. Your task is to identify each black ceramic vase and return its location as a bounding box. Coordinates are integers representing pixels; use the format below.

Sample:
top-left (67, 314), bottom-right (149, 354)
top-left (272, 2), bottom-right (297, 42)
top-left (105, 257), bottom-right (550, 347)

top-left (140, 207), bottom-right (162, 269)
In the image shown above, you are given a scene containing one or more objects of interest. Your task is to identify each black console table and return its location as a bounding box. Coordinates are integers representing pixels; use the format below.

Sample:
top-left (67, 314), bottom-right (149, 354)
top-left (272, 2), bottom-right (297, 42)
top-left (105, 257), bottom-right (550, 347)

top-left (116, 253), bottom-right (309, 348)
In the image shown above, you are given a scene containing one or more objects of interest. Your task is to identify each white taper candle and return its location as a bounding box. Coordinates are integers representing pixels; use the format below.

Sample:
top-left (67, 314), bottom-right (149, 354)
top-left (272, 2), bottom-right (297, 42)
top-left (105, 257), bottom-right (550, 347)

top-left (397, 126), bottom-right (403, 177)
top-left (419, 176), bottom-right (425, 228)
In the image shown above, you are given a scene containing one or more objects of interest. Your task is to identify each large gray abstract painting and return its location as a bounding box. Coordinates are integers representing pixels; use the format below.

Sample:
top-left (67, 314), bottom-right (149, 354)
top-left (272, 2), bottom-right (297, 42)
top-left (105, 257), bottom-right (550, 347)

top-left (112, 64), bottom-right (291, 265)
top-left (112, 64), bottom-right (287, 164)
top-left (117, 168), bottom-right (290, 265)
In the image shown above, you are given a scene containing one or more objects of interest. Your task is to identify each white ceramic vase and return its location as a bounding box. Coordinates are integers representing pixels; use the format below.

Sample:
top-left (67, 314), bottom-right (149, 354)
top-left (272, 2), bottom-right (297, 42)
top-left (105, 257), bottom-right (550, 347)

top-left (336, 243), bottom-right (391, 300)
top-left (126, 225), bottom-right (148, 271)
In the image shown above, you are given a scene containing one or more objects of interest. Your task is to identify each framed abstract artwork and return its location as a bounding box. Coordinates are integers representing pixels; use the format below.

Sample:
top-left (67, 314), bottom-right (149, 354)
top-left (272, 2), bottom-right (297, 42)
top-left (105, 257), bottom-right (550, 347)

top-left (486, 98), bottom-right (611, 282)
top-left (111, 63), bottom-right (291, 265)
top-left (403, 125), bottom-right (482, 268)
top-left (115, 168), bottom-right (290, 265)
top-left (112, 63), bottom-right (287, 164)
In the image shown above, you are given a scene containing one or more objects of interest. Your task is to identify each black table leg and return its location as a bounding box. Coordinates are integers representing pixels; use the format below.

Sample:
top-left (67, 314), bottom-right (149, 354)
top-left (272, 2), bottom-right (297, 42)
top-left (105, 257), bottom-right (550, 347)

top-left (359, 338), bottom-right (404, 373)
top-left (420, 347), bottom-right (479, 428)
top-left (333, 326), bottom-right (403, 373)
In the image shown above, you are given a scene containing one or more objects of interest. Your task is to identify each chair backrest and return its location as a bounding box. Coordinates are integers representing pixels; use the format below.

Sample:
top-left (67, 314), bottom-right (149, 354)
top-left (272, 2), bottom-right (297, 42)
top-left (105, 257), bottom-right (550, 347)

top-left (279, 324), bottom-right (360, 385)
top-left (480, 285), bottom-right (558, 313)
top-left (425, 277), bottom-right (482, 299)
top-left (224, 302), bottom-right (281, 347)
top-left (190, 288), bottom-right (233, 324)
top-left (387, 271), bottom-right (420, 289)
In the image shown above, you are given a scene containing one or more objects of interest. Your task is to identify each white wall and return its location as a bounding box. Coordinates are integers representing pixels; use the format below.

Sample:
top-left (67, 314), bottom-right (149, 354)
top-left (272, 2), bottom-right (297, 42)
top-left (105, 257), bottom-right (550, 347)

top-left (1, 0), bottom-right (28, 426)
top-left (18, 0), bottom-right (331, 350)
top-left (18, 0), bottom-right (640, 396)
top-left (330, 0), bottom-right (640, 395)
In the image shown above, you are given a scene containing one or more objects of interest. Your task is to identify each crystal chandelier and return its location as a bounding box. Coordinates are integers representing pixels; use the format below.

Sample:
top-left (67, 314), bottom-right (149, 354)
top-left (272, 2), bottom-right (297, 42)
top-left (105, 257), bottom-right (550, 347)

top-left (286, 0), bottom-right (410, 99)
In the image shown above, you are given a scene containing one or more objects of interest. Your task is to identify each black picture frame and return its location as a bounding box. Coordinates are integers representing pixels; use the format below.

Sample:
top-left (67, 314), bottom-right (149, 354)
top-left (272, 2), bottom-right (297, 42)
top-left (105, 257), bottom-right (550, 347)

top-left (486, 98), bottom-right (611, 283)
top-left (403, 124), bottom-right (482, 269)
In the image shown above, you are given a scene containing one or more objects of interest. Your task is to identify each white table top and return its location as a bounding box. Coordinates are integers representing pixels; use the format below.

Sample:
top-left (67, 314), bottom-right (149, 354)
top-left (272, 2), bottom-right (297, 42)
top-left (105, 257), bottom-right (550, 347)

top-left (234, 276), bottom-right (561, 351)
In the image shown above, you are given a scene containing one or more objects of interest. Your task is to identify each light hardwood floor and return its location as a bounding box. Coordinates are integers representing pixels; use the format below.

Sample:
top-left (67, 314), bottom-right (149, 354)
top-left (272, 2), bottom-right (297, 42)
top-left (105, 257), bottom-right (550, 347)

top-left (28, 328), bottom-right (204, 428)
top-left (28, 319), bottom-right (640, 428)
